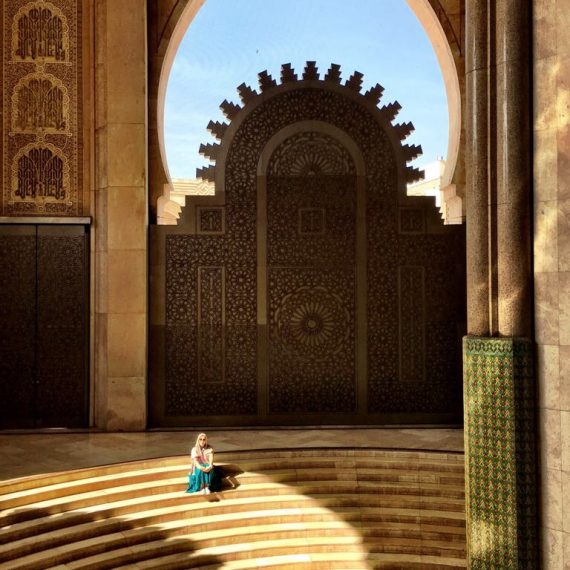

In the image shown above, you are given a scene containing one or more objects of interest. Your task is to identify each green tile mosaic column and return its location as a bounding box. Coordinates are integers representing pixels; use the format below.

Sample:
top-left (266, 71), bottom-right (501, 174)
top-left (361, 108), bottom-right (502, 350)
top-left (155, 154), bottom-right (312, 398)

top-left (463, 337), bottom-right (537, 568)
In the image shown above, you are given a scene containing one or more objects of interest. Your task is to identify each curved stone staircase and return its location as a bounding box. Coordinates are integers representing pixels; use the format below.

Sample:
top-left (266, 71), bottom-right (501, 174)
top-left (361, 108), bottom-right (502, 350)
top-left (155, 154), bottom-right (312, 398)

top-left (0, 449), bottom-right (466, 569)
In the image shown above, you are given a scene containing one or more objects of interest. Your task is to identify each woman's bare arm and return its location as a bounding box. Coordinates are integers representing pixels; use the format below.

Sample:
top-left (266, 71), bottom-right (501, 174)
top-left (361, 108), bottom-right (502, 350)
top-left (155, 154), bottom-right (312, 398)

top-left (204, 450), bottom-right (214, 472)
top-left (191, 449), bottom-right (207, 472)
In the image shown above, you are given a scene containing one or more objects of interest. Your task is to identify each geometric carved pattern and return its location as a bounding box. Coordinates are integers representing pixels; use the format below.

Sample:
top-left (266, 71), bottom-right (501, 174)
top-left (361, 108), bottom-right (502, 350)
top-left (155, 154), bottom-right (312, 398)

top-left (165, 232), bottom-right (257, 417)
top-left (197, 266), bottom-right (225, 383)
top-left (399, 208), bottom-right (425, 233)
top-left (265, 129), bottom-right (357, 414)
top-left (269, 270), bottom-right (356, 413)
top-left (0, 231), bottom-right (36, 428)
top-left (398, 266), bottom-right (425, 382)
top-left (13, 2), bottom-right (69, 61)
top-left (12, 143), bottom-right (69, 202)
top-left (2, 0), bottom-right (82, 216)
top-left (161, 63), bottom-right (465, 424)
top-left (0, 227), bottom-right (88, 428)
top-left (273, 285), bottom-right (351, 361)
top-left (197, 206), bottom-right (225, 234)
top-left (36, 230), bottom-right (88, 427)
top-left (463, 337), bottom-right (537, 567)
top-left (197, 62), bottom-right (423, 186)
top-left (367, 169), bottom-right (465, 413)
top-left (12, 73), bottom-right (69, 132)
top-left (268, 131), bottom-right (355, 176)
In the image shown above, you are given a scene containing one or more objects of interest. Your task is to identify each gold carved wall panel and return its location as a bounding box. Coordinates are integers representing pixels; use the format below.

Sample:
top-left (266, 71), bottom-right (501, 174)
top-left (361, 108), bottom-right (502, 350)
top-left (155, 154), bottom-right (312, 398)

top-left (12, 142), bottom-right (69, 202)
top-left (13, 72), bottom-right (69, 133)
top-left (1, 0), bottom-right (82, 216)
top-left (13, 2), bottom-right (69, 62)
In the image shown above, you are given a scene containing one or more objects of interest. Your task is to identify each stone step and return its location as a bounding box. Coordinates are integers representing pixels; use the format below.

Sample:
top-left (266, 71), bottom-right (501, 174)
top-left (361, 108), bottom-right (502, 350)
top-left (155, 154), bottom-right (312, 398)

top-left (1, 487), bottom-right (466, 536)
top-left (1, 497), bottom-right (464, 559)
top-left (0, 450), bottom-right (464, 496)
top-left (1, 503), bottom-right (466, 563)
top-left (0, 456), bottom-right (464, 503)
top-left (0, 449), bottom-right (466, 568)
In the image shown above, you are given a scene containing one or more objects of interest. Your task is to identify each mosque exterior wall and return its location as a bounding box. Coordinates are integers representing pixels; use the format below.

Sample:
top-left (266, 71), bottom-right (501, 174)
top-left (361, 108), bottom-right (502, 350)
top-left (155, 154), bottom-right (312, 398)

top-left (1, 0), bottom-right (568, 564)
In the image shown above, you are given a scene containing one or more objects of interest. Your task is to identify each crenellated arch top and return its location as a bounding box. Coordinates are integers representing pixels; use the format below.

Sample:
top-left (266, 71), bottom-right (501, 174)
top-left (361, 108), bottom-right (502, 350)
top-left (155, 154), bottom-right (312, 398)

top-left (196, 62), bottom-right (424, 198)
top-left (151, 0), bottom-right (464, 224)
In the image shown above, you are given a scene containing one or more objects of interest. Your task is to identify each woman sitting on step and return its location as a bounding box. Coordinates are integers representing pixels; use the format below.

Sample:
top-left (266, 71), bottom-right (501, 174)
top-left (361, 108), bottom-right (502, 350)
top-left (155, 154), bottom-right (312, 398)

top-left (186, 433), bottom-right (222, 494)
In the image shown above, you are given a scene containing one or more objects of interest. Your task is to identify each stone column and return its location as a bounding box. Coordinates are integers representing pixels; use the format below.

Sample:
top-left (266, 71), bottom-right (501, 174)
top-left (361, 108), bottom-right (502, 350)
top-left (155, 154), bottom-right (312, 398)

top-left (93, 0), bottom-right (148, 430)
top-left (496, 0), bottom-right (533, 338)
top-left (465, 0), bottom-right (490, 337)
top-left (464, 1), bottom-right (537, 566)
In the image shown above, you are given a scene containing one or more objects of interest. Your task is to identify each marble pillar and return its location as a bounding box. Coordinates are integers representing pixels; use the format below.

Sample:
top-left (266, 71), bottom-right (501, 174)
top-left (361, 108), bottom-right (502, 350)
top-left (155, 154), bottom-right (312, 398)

top-left (464, 0), bottom-right (537, 566)
top-left (465, 0), bottom-right (490, 337)
top-left (495, 0), bottom-right (533, 339)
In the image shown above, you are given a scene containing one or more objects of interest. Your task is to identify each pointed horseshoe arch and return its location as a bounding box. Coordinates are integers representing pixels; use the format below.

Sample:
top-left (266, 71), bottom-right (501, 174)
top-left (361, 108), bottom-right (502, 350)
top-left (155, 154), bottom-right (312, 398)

top-left (149, 57), bottom-right (466, 425)
top-left (153, 0), bottom-right (462, 223)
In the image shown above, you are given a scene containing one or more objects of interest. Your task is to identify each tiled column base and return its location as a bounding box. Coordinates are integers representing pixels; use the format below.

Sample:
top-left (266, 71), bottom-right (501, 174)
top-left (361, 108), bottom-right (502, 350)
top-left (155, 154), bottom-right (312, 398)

top-left (463, 336), bottom-right (537, 568)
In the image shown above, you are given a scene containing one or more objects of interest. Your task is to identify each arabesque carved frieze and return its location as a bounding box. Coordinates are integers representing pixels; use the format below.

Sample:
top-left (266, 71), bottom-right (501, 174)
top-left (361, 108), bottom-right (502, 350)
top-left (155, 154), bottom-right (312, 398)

top-left (1, 0), bottom-right (82, 216)
top-left (12, 143), bottom-right (69, 204)
top-left (13, 2), bottom-right (69, 62)
top-left (12, 72), bottom-right (69, 133)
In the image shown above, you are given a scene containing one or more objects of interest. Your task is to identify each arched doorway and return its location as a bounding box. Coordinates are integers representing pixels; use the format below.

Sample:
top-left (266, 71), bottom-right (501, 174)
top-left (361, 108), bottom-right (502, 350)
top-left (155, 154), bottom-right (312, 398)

top-left (148, 64), bottom-right (466, 426)
top-left (148, 0), bottom-right (464, 225)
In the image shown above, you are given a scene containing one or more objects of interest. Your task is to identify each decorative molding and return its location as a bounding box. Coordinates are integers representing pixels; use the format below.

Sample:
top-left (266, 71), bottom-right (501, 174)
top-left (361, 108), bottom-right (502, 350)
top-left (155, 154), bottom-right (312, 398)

top-left (0, 216), bottom-right (90, 224)
top-left (398, 265), bottom-right (425, 382)
top-left (196, 206), bottom-right (225, 235)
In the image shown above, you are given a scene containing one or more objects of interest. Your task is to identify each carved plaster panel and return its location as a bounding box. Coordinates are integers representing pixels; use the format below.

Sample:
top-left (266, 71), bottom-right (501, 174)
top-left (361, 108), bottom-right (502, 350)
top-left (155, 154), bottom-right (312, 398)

top-left (1, 0), bottom-right (82, 216)
top-left (12, 72), bottom-right (70, 133)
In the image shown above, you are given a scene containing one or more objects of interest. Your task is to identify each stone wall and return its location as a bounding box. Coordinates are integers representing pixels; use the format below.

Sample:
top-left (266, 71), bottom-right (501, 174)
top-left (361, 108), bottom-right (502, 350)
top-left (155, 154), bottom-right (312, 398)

top-left (533, 0), bottom-right (570, 565)
top-left (93, 0), bottom-right (148, 430)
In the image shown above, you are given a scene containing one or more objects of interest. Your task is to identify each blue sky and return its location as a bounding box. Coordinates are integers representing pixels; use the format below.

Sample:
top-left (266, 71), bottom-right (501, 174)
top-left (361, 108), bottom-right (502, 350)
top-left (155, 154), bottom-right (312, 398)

top-left (164, 0), bottom-right (448, 180)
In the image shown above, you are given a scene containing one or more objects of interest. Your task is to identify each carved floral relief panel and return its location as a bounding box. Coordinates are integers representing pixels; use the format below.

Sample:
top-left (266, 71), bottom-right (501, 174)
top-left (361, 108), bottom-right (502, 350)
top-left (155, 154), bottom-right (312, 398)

top-left (1, 0), bottom-right (82, 216)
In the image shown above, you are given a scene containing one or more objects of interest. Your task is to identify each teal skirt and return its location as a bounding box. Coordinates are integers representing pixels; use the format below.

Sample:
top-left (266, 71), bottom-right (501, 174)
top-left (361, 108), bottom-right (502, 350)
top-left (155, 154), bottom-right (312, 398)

top-left (186, 465), bottom-right (222, 493)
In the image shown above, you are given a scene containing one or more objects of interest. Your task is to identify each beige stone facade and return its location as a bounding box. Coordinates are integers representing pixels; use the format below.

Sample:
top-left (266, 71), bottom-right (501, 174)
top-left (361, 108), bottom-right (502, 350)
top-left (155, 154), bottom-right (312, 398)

top-left (533, 0), bottom-right (570, 564)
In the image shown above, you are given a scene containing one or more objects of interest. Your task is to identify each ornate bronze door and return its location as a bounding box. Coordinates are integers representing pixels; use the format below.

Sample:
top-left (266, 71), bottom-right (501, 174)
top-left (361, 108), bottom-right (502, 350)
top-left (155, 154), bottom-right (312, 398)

top-left (150, 63), bottom-right (466, 427)
top-left (263, 133), bottom-right (359, 416)
top-left (0, 225), bottom-right (89, 428)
